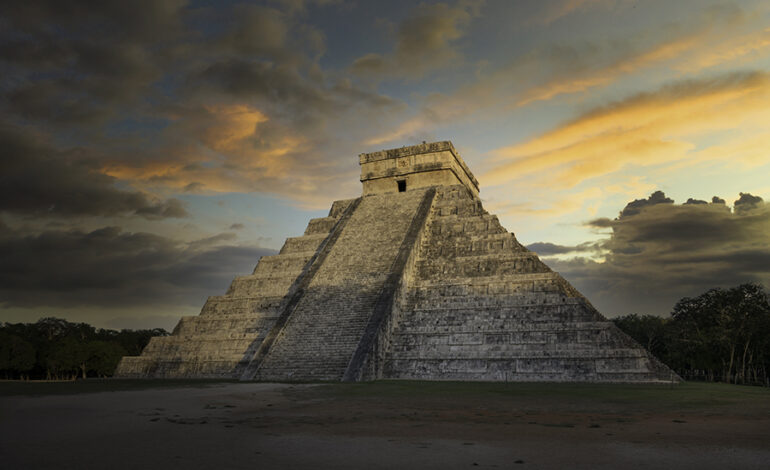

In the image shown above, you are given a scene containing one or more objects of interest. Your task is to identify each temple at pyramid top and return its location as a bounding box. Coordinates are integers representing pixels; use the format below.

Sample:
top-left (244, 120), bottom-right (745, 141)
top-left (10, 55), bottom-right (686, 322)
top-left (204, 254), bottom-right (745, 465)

top-left (359, 140), bottom-right (479, 196)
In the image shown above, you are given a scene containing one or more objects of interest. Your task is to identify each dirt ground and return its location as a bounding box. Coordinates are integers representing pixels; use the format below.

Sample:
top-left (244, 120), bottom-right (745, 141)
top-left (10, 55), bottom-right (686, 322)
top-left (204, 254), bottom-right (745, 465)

top-left (1, 380), bottom-right (769, 469)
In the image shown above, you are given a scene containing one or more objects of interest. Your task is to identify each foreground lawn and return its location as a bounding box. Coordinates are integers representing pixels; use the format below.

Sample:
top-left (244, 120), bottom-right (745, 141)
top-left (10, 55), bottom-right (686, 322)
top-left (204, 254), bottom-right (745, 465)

top-left (2, 378), bottom-right (769, 416)
top-left (0, 378), bottom-right (240, 396)
top-left (2, 380), bottom-right (768, 469)
top-left (310, 380), bottom-right (770, 416)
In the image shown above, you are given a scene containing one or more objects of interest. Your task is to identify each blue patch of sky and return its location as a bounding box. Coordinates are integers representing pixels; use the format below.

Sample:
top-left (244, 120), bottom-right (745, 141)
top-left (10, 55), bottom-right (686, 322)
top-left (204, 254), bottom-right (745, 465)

top-left (180, 191), bottom-right (327, 250)
top-left (105, 116), bottom-right (170, 139)
top-left (312, 1), bottom-right (399, 70)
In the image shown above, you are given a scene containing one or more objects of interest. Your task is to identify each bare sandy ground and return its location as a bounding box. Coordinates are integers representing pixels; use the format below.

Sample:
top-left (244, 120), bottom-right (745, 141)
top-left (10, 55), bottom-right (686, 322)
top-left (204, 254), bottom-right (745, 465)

top-left (1, 381), bottom-right (769, 469)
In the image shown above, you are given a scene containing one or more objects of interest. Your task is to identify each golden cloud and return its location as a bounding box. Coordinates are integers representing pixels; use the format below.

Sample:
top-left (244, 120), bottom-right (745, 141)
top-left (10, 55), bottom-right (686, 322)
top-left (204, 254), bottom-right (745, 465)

top-left (486, 186), bottom-right (604, 220)
top-left (674, 28), bottom-right (770, 73)
top-left (517, 34), bottom-right (701, 106)
top-left (540, 0), bottom-right (613, 25)
top-left (100, 103), bottom-right (359, 208)
top-left (483, 72), bottom-right (770, 189)
top-left (366, 8), bottom-right (770, 148)
top-left (200, 104), bottom-right (268, 152)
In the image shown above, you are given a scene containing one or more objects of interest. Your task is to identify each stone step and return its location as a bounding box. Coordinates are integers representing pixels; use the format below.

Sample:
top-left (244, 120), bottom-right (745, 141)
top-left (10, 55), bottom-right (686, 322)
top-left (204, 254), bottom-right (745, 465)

top-left (417, 252), bottom-right (548, 278)
top-left (328, 198), bottom-right (357, 218)
top-left (394, 316), bottom-right (601, 332)
top-left (428, 213), bottom-right (503, 234)
top-left (279, 233), bottom-right (328, 255)
top-left (409, 278), bottom-right (580, 300)
top-left (384, 358), bottom-right (665, 382)
top-left (393, 318), bottom-right (610, 330)
top-left (413, 271), bottom-right (562, 286)
top-left (387, 346), bottom-right (650, 360)
top-left (226, 274), bottom-right (299, 297)
top-left (251, 252), bottom-right (313, 276)
top-left (144, 334), bottom-right (257, 349)
top-left (422, 234), bottom-right (528, 257)
top-left (304, 216), bottom-right (338, 235)
top-left (408, 293), bottom-right (580, 309)
top-left (199, 295), bottom-right (285, 316)
top-left (173, 315), bottom-right (279, 335)
top-left (141, 359), bottom-right (245, 379)
top-left (389, 328), bottom-right (625, 350)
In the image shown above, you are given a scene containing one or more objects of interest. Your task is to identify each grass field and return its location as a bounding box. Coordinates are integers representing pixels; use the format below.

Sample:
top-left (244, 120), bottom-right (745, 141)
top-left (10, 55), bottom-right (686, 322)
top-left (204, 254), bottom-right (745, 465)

top-left (0, 378), bottom-right (240, 396)
top-left (316, 380), bottom-right (770, 411)
top-left (3, 378), bottom-right (769, 414)
top-left (2, 380), bottom-right (769, 469)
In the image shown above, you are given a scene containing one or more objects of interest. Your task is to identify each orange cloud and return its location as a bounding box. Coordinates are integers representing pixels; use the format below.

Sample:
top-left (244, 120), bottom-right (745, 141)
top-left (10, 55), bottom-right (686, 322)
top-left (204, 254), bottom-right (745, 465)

top-left (364, 29), bottom-right (712, 146)
top-left (200, 104), bottom-right (268, 152)
top-left (486, 186), bottom-right (604, 219)
top-left (483, 72), bottom-right (770, 189)
top-left (517, 34), bottom-right (700, 106)
top-left (101, 103), bottom-right (359, 209)
top-left (540, 0), bottom-right (614, 24)
top-left (674, 27), bottom-right (770, 73)
top-left (365, 6), bottom-right (770, 148)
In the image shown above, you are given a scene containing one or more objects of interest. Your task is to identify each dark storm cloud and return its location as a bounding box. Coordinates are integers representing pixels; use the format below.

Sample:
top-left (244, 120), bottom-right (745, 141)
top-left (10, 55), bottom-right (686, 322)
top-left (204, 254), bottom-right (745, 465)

top-left (684, 198), bottom-right (707, 205)
top-left (0, 124), bottom-right (188, 219)
top-left (1, 0), bottom-right (397, 208)
top-left (542, 191), bottom-right (770, 317)
top-left (0, 0), bottom-right (184, 126)
top-left (351, 1), bottom-right (483, 78)
top-left (526, 241), bottom-right (600, 256)
top-left (0, 0), bottom-right (186, 38)
top-left (618, 190), bottom-right (673, 217)
top-left (0, 0), bottom-right (373, 216)
top-left (0, 225), bottom-right (275, 309)
top-left (734, 192), bottom-right (764, 214)
top-left (191, 59), bottom-right (332, 111)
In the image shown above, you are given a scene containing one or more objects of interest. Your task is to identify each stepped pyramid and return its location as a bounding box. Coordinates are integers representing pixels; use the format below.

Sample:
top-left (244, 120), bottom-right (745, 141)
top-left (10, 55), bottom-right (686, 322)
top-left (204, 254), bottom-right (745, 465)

top-left (116, 141), bottom-right (677, 382)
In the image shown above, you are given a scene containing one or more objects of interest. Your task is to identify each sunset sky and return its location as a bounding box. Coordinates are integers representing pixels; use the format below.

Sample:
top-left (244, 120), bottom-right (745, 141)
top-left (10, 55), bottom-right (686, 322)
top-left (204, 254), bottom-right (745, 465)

top-left (1, 0), bottom-right (769, 330)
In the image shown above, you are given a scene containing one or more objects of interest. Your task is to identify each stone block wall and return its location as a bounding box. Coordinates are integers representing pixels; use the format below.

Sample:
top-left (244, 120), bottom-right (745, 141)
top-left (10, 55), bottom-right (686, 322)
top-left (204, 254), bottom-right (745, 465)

top-left (382, 185), bottom-right (676, 382)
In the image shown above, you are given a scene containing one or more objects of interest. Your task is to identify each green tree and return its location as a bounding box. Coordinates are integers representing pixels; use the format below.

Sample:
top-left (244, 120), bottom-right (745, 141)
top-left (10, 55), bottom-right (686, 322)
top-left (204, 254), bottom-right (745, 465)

top-left (47, 337), bottom-right (87, 379)
top-left (612, 314), bottom-right (669, 361)
top-left (84, 341), bottom-right (127, 377)
top-left (668, 283), bottom-right (770, 384)
top-left (1, 318), bottom-right (169, 379)
top-left (0, 332), bottom-right (36, 379)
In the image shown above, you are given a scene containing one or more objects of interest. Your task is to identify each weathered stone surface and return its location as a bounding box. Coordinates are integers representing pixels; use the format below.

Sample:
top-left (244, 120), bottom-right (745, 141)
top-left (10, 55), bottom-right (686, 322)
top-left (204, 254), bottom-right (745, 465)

top-left (360, 141), bottom-right (479, 197)
top-left (116, 141), bottom-right (678, 383)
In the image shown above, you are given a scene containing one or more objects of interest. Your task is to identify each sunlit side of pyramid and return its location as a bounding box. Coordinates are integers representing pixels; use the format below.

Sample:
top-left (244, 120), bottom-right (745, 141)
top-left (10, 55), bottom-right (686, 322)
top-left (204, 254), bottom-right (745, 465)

top-left (116, 141), bottom-right (677, 382)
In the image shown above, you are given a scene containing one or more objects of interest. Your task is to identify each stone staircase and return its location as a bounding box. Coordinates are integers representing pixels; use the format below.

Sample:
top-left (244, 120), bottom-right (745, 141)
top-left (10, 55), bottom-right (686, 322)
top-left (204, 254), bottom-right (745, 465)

top-left (114, 200), bottom-right (356, 378)
top-left (383, 186), bottom-right (674, 382)
top-left (254, 189), bottom-right (432, 381)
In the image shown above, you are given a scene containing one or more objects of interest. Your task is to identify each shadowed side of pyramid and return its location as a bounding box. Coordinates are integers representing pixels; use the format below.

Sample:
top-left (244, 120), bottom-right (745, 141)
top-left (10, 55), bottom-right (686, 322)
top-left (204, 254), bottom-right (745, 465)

top-left (116, 141), bottom-right (679, 383)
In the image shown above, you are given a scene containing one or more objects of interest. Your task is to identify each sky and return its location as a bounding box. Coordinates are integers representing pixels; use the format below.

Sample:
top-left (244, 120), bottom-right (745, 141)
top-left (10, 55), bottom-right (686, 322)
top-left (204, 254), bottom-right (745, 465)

top-left (1, 0), bottom-right (769, 330)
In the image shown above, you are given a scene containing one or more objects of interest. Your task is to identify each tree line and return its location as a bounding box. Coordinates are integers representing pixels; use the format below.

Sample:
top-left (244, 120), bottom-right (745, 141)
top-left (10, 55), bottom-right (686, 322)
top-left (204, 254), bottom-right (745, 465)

top-left (2, 283), bottom-right (768, 383)
top-left (614, 283), bottom-right (770, 386)
top-left (0, 317), bottom-right (168, 380)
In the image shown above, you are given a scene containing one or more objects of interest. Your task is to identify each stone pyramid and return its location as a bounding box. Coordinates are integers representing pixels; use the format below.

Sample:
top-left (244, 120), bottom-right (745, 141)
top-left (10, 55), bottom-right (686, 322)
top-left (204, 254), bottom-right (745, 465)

top-left (116, 141), bottom-right (677, 382)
